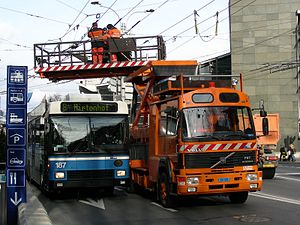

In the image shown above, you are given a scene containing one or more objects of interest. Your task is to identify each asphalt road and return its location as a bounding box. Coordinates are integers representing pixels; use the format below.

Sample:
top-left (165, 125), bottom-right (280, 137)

top-left (31, 162), bottom-right (300, 225)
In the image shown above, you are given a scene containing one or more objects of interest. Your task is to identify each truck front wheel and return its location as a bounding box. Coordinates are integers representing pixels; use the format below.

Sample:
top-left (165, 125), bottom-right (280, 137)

top-left (158, 172), bottom-right (173, 208)
top-left (263, 168), bottom-right (276, 179)
top-left (229, 191), bottom-right (248, 204)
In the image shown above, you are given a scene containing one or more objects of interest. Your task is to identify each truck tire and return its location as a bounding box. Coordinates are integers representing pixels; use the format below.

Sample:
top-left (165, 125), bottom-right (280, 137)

top-left (158, 172), bottom-right (173, 208)
top-left (229, 191), bottom-right (248, 204)
top-left (263, 168), bottom-right (276, 179)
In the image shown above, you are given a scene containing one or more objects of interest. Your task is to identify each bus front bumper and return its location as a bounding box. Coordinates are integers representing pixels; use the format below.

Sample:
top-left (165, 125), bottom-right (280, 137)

top-left (49, 178), bottom-right (129, 189)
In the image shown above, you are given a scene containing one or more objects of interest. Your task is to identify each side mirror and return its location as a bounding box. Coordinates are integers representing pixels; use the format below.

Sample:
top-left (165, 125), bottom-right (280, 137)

top-left (260, 110), bottom-right (267, 117)
top-left (262, 117), bottom-right (269, 135)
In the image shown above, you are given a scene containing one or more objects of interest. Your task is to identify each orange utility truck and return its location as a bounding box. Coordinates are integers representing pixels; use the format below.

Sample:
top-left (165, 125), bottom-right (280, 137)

top-left (254, 114), bottom-right (280, 179)
top-left (127, 62), bottom-right (267, 207)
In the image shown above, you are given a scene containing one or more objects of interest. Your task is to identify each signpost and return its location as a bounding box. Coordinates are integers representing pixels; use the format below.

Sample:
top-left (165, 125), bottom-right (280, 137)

top-left (6, 66), bottom-right (27, 225)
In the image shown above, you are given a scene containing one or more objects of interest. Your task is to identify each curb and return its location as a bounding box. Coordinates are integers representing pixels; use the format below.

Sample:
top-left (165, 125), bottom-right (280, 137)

top-left (18, 185), bottom-right (52, 225)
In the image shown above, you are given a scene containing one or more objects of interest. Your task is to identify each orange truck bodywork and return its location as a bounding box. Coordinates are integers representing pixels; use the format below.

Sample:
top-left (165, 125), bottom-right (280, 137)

top-left (254, 113), bottom-right (280, 146)
top-left (128, 61), bottom-right (263, 206)
top-left (253, 114), bottom-right (280, 178)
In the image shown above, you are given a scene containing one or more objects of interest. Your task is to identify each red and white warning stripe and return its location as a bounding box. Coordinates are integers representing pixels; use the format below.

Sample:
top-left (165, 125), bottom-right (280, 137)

top-left (35, 61), bottom-right (149, 73)
top-left (179, 142), bottom-right (257, 152)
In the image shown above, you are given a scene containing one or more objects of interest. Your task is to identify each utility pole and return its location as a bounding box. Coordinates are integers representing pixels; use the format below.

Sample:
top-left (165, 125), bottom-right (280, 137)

top-left (296, 9), bottom-right (300, 139)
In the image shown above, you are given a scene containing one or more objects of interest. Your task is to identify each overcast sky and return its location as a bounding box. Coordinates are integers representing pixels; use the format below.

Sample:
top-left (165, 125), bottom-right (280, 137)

top-left (0, 0), bottom-right (230, 111)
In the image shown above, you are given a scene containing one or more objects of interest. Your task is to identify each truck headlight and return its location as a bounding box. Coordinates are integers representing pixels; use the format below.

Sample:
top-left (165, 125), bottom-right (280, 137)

top-left (55, 172), bottom-right (65, 179)
top-left (116, 170), bottom-right (126, 177)
top-left (187, 177), bottom-right (199, 185)
top-left (246, 173), bottom-right (257, 181)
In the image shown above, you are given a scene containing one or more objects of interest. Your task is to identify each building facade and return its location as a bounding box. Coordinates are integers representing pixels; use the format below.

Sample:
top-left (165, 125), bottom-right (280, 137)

top-left (230, 0), bottom-right (300, 148)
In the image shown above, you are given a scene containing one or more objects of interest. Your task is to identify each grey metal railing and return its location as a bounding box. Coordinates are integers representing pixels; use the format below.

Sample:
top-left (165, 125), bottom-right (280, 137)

top-left (34, 35), bottom-right (166, 68)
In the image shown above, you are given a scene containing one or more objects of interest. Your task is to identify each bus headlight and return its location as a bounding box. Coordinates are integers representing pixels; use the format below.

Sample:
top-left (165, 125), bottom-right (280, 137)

top-left (117, 170), bottom-right (126, 177)
top-left (55, 172), bottom-right (65, 179)
top-left (187, 177), bottom-right (199, 185)
top-left (246, 173), bottom-right (257, 181)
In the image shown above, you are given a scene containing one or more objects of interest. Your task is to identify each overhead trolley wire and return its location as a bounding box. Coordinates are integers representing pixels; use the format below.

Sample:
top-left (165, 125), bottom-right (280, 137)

top-left (0, 5), bottom-right (71, 26)
top-left (95, 0), bottom-right (119, 24)
top-left (0, 37), bottom-right (32, 49)
top-left (125, 0), bottom-right (171, 35)
top-left (114, 0), bottom-right (145, 26)
top-left (167, 0), bottom-right (253, 54)
top-left (157, 0), bottom-right (215, 35)
top-left (55, 0), bottom-right (89, 16)
top-left (57, 0), bottom-right (91, 41)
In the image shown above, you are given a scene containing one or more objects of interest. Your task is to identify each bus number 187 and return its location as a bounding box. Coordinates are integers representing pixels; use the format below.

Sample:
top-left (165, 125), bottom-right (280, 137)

top-left (55, 162), bottom-right (66, 169)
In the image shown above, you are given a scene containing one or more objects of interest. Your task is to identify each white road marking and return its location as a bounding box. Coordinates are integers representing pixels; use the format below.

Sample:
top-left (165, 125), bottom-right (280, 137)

top-left (114, 187), bottom-right (124, 192)
top-left (79, 198), bottom-right (105, 210)
top-left (275, 175), bottom-right (300, 182)
top-left (279, 165), bottom-right (300, 169)
top-left (151, 202), bottom-right (178, 212)
top-left (275, 172), bottom-right (300, 176)
top-left (250, 192), bottom-right (300, 206)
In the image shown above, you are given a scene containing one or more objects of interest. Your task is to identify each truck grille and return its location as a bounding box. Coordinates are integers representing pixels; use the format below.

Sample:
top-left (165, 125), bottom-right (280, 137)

top-left (67, 170), bottom-right (114, 180)
top-left (182, 151), bottom-right (256, 169)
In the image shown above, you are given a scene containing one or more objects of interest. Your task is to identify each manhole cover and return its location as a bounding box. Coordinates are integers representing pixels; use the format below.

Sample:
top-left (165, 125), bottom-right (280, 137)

top-left (234, 215), bottom-right (271, 223)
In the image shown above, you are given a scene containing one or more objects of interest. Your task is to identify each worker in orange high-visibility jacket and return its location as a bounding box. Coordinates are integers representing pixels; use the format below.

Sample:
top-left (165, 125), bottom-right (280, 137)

top-left (88, 22), bottom-right (105, 63)
top-left (106, 24), bottom-right (121, 62)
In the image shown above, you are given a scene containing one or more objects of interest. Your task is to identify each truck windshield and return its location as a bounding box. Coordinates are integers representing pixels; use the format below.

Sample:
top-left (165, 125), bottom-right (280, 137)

top-left (182, 106), bottom-right (256, 141)
top-left (49, 115), bottom-right (128, 154)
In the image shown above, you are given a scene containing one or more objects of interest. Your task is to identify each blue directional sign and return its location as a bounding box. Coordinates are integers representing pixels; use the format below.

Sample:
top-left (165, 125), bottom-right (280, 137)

top-left (6, 65), bottom-right (27, 225)
top-left (7, 67), bottom-right (26, 85)
top-left (7, 128), bottom-right (26, 146)
top-left (7, 108), bottom-right (26, 126)
top-left (8, 88), bottom-right (26, 105)
top-left (7, 149), bottom-right (25, 168)
top-left (6, 170), bottom-right (25, 187)
top-left (6, 187), bottom-right (26, 225)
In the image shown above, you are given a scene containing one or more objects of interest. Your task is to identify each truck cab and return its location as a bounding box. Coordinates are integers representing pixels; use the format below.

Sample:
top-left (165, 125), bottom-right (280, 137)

top-left (129, 71), bottom-right (264, 207)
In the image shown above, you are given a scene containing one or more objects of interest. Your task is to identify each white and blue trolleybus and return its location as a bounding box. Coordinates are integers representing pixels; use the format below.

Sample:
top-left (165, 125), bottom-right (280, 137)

top-left (27, 94), bottom-right (129, 193)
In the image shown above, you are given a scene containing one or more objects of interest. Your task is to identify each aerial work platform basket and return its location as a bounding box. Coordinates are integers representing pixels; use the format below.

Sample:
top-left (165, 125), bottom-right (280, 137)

top-left (34, 35), bottom-right (167, 81)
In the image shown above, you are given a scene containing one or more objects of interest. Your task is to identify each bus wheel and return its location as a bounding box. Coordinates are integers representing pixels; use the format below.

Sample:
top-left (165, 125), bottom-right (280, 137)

top-left (229, 191), bottom-right (248, 204)
top-left (104, 186), bottom-right (114, 196)
top-left (158, 172), bottom-right (173, 208)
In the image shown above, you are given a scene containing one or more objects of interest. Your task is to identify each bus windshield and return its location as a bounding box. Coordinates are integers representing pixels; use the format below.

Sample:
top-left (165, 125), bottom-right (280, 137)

top-left (49, 115), bottom-right (128, 154)
top-left (182, 106), bottom-right (256, 141)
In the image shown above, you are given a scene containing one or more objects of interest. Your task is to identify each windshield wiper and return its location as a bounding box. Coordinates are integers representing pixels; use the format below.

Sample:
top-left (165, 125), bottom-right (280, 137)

top-left (68, 139), bottom-right (88, 154)
top-left (194, 134), bottom-right (222, 140)
top-left (221, 133), bottom-right (253, 140)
